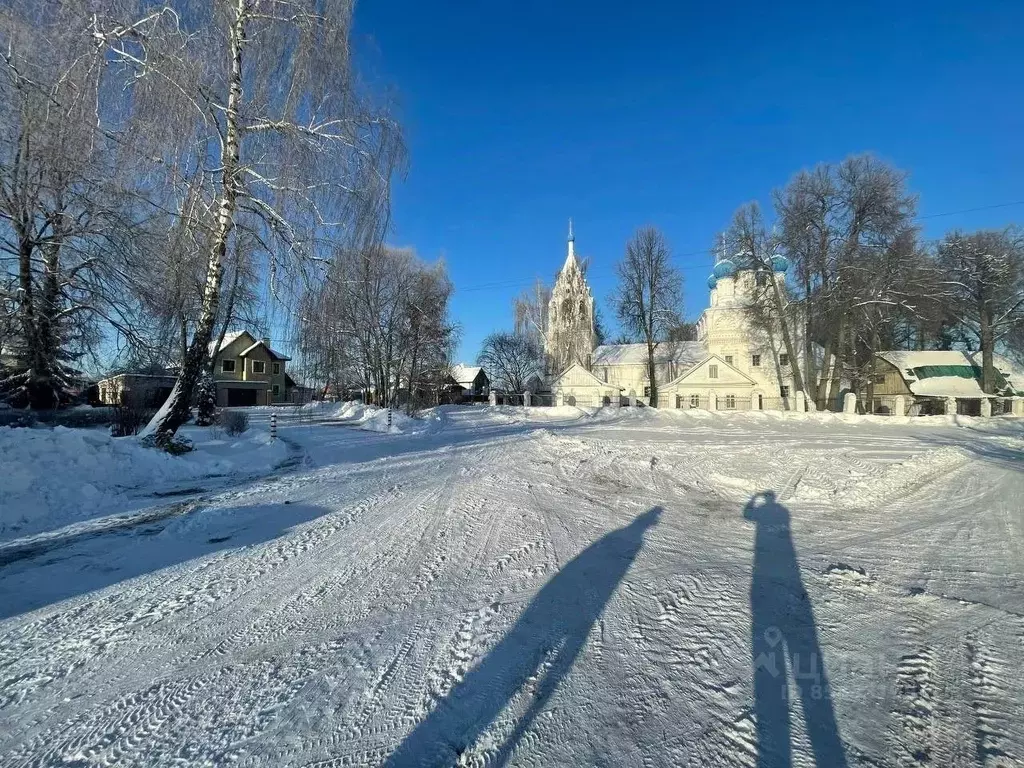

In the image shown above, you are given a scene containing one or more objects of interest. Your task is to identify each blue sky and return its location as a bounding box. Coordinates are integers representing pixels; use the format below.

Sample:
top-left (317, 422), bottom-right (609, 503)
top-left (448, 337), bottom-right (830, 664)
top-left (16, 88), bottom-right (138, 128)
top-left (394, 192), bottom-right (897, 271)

top-left (353, 0), bottom-right (1024, 363)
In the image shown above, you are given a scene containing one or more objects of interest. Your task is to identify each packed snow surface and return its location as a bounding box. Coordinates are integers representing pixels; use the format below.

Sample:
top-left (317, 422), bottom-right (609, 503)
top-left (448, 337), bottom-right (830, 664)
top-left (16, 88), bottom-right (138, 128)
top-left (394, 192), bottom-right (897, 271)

top-left (2, 405), bottom-right (1023, 766)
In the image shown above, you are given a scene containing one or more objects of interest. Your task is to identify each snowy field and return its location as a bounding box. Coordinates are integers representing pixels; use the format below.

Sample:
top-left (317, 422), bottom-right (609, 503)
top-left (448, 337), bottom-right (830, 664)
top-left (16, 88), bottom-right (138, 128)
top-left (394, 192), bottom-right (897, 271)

top-left (1, 405), bottom-right (1023, 766)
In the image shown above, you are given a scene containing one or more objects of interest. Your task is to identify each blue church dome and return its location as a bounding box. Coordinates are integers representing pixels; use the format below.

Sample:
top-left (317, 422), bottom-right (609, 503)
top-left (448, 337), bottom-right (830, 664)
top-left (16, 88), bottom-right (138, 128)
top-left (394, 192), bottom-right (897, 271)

top-left (712, 258), bottom-right (735, 279)
top-left (770, 253), bottom-right (790, 272)
top-left (707, 274), bottom-right (718, 290)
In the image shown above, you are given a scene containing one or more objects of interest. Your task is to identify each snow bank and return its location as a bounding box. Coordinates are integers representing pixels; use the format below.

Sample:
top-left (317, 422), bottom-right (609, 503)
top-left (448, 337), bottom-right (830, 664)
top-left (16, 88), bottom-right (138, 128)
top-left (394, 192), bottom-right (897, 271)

top-left (0, 424), bottom-right (289, 543)
top-left (301, 400), bottom-right (439, 434)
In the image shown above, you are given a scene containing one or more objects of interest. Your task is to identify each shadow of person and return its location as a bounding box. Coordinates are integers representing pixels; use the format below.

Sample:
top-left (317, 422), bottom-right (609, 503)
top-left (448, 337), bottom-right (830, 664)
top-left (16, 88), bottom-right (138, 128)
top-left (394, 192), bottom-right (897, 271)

top-left (744, 491), bottom-right (847, 768)
top-left (385, 507), bottom-right (662, 767)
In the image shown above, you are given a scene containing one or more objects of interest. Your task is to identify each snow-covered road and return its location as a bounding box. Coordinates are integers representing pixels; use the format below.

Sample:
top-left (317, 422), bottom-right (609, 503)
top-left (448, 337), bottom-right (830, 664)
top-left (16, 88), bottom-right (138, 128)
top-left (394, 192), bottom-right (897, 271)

top-left (2, 406), bottom-right (1023, 767)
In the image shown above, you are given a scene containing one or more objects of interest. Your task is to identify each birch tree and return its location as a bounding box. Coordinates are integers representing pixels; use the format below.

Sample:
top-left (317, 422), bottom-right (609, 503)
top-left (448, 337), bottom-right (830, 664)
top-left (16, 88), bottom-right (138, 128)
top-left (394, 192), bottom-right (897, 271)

top-left (612, 227), bottom-right (683, 405)
top-left (91, 0), bottom-right (401, 439)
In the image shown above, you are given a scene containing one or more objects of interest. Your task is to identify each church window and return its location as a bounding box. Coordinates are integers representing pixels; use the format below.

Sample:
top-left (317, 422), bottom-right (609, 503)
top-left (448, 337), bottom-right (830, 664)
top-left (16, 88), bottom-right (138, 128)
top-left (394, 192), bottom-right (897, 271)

top-left (752, 354), bottom-right (761, 367)
top-left (675, 395), bottom-right (682, 409)
top-left (603, 367), bottom-right (608, 382)
top-left (780, 385), bottom-right (790, 398)
top-left (756, 271), bottom-right (768, 287)
top-left (724, 355), bottom-right (733, 365)
top-left (708, 364), bottom-right (719, 379)
top-left (725, 394), bottom-right (736, 409)
top-left (779, 353), bottom-right (789, 366)
top-left (690, 394), bottom-right (700, 408)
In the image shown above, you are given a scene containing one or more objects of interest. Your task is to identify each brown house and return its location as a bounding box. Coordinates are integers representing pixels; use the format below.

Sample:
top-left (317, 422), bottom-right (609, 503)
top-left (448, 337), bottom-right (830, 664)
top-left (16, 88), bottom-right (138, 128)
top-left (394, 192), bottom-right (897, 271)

top-left (210, 330), bottom-right (291, 406)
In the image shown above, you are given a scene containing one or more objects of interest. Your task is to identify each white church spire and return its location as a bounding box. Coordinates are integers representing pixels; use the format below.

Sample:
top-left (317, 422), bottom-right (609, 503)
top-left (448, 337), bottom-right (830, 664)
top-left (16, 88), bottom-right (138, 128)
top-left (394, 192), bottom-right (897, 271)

top-left (567, 218), bottom-right (575, 262)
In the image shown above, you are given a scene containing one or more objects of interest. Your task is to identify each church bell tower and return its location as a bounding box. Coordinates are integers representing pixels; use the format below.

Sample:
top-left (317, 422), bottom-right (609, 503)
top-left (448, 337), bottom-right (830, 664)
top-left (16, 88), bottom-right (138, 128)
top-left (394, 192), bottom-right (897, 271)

top-left (545, 220), bottom-right (596, 375)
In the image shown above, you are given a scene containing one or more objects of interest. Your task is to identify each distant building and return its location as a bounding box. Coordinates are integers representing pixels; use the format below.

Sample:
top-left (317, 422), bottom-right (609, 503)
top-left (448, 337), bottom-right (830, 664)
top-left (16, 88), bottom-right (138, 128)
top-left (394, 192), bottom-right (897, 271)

top-left (207, 330), bottom-right (292, 406)
top-left (542, 223), bottom-right (800, 409)
top-left (450, 364), bottom-right (490, 398)
top-left (871, 350), bottom-right (1024, 415)
top-left (98, 330), bottom-right (293, 408)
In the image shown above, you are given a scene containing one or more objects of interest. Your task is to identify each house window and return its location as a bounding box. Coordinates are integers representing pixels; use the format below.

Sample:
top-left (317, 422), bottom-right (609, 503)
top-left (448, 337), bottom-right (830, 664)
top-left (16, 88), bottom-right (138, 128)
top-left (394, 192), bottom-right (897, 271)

top-left (643, 386), bottom-right (651, 399)
top-left (272, 384), bottom-right (280, 395)
top-left (779, 353), bottom-right (789, 367)
top-left (872, 374), bottom-right (885, 385)
top-left (780, 385), bottom-right (790, 398)
top-left (272, 362), bottom-right (281, 375)
top-left (724, 355), bottom-right (733, 365)
top-left (725, 394), bottom-right (736, 409)
top-left (752, 354), bottom-right (761, 367)
top-left (690, 394), bottom-right (700, 408)
top-left (709, 364), bottom-right (719, 379)
top-left (252, 360), bottom-right (266, 373)
top-left (755, 271), bottom-right (768, 287)
top-left (221, 359), bottom-right (236, 373)
top-left (675, 394), bottom-right (682, 409)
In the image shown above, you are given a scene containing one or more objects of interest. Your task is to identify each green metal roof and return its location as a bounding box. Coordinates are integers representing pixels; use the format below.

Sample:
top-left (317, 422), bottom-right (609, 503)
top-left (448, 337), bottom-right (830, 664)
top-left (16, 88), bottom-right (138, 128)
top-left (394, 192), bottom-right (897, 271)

top-left (908, 365), bottom-right (1021, 396)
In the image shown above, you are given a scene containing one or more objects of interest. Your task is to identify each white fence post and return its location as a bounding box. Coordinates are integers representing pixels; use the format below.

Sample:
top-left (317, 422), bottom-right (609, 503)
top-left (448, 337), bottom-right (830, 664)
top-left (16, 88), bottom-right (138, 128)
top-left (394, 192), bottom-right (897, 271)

top-left (523, 391), bottom-right (531, 407)
top-left (795, 390), bottom-right (806, 413)
top-left (843, 392), bottom-right (857, 414)
top-left (980, 397), bottom-right (992, 418)
top-left (488, 391), bottom-right (497, 406)
top-left (946, 397), bottom-right (957, 416)
top-left (893, 394), bottom-right (906, 417)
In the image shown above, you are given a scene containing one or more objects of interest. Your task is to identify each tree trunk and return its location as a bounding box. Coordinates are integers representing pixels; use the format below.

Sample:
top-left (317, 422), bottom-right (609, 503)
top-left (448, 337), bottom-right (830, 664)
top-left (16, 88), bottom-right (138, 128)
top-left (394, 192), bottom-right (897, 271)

top-left (979, 311), bottom-right (995, 394)
top-left (208, 254), bottom-right (243, 376)
top-left (769, 274), bottom-right (805, 394)
top-left (646, 338), bottom-right (657, 406)
top-left (826, 319), bottom-right (846, 410)
top-left (143, 0), bottom-right (246, 439)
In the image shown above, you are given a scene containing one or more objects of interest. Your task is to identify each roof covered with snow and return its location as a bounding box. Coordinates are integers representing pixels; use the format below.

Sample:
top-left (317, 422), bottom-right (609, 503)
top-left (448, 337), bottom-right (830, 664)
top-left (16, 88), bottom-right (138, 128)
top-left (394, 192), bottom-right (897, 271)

top-left (450, 364), bottom-right (486, 387)
top-left (208, 330), bottom-right (249, 356)
top-left (238, 340), bottom-right (290, 361)
top-left (878, 350), bottom-right (1024, 398)
top-left (593, 341), bottom-right (707, 367)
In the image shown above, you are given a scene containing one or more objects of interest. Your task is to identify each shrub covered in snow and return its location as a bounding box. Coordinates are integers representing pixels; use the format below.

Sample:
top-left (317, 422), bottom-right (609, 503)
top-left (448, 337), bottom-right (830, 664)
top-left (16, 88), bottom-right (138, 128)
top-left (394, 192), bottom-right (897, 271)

top-left (195, 376), bottom-right (218, 427)
top-left (220, 410), bottom-right (249, 436)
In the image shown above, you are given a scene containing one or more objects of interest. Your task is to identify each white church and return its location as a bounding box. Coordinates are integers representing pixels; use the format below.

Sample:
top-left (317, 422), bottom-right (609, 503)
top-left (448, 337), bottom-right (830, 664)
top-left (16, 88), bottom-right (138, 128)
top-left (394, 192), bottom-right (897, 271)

top-left (541, 224), bottom-right (804, 411)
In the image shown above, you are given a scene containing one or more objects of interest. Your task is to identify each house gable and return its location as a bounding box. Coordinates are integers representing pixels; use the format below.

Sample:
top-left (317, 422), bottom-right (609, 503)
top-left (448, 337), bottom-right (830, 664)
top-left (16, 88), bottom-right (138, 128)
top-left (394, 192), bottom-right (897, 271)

top-left (551, 362), bottom-right (608, 389)
top-left (664, 355), bottom-right (756, 388)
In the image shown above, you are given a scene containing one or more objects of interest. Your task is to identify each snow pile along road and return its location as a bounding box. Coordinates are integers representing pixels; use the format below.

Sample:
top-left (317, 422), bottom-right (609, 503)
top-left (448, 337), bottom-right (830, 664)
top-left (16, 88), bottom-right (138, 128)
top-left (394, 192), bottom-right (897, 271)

top-left (0, 424), bottom-right (289, 542)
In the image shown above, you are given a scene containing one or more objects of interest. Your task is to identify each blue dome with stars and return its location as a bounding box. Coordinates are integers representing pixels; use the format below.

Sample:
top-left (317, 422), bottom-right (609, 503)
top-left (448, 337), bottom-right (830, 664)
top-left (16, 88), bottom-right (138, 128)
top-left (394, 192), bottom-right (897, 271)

top-left (707, 274), bottom-right (718, 290)
top-left (770, 254), bottom-right (789, 272)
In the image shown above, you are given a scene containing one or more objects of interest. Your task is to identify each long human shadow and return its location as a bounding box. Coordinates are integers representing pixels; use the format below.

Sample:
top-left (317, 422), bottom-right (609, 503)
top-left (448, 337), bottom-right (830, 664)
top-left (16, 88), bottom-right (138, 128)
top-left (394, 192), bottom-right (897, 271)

top-left (744, 491), bottom-right (847, 767)
top-left (385, 507), bottom-right (662, 767)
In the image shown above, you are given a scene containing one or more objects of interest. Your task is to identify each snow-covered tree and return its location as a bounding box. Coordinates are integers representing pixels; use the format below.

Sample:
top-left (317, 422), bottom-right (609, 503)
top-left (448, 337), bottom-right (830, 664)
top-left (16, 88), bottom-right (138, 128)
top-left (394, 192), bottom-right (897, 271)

top-left (477, 332), bottom-right (541, 393)
top-left (0, 1), bottom-right (155, 408)
top-left (937, 228), bottom-right (1024, 393)
top-left (90, 0), bottom-right (402, 439)
top-left (611, 227), bottom-right (683, 406)
top-left (724, 154), bottom-right (920, 409)
top-left (297, 246), bottom-right (457, 408)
